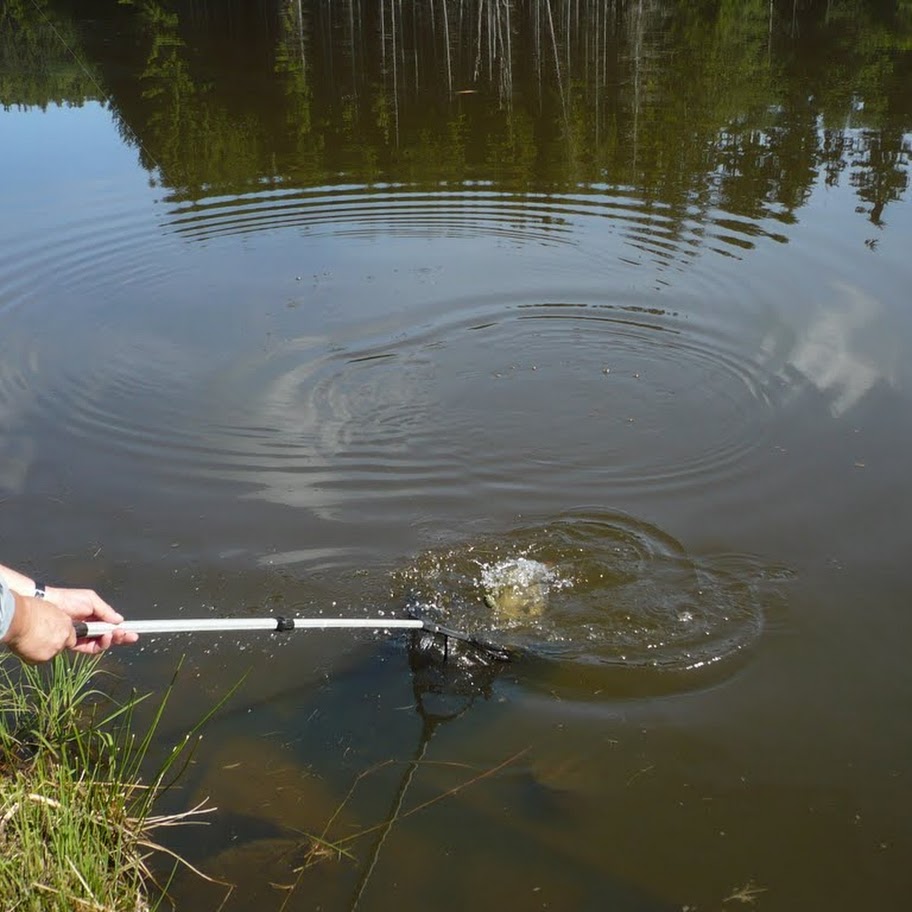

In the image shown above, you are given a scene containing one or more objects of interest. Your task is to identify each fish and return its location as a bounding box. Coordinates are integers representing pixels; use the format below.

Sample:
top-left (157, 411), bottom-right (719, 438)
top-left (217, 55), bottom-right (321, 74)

top-left (480, 557), bottom-right (553, 621)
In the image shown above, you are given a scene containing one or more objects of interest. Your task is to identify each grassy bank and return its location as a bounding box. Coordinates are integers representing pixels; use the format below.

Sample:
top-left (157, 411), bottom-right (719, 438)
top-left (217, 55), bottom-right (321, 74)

top-left (0, 653), bottom-right (219, 911)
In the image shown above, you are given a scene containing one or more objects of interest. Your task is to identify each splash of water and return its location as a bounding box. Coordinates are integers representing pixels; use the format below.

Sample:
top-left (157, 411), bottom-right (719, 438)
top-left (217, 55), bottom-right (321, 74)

top-left (478, 556), bottom-right (570, 625)
top-left (394, 512), bottom-right (787, 681)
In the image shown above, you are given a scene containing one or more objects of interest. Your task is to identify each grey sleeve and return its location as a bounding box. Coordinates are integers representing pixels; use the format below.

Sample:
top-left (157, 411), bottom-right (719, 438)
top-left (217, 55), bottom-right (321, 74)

top-left (0, 578), bottom-right (17, 640)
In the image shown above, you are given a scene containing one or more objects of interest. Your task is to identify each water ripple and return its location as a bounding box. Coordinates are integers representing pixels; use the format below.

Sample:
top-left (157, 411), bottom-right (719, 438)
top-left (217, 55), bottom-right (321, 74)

top-left (163, 181), bottom-right (789, 265)
top-left (0, 176), bottom-right (805, 517)
top-left (394, 511), bottom-right (785, 692)
top-left (0, 201), bottom-right (173, 318)
top-left (0, 290), bottom-right (789, 514)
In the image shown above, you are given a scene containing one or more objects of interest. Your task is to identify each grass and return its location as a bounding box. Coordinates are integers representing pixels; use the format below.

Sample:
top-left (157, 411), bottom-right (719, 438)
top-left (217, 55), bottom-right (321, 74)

top-left (0, 652), bottom-right (235, 911)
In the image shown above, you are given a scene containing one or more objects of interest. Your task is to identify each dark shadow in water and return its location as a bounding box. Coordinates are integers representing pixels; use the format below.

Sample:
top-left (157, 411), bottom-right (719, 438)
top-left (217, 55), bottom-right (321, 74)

top-left (345, 634), bottom-right (503, 910)
top-left (156, 631), bottom-right (681, 910)
top-left (306, 636), bottom-right (679, 912)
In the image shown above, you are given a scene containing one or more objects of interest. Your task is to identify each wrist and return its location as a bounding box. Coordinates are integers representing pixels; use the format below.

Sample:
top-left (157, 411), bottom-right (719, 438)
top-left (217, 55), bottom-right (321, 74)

top-left (0, 581), bottom-right (18, 642)
top-left (2, 592), bottom-right (32, 646)
top-left (0, 565), bottom-right (41, 598)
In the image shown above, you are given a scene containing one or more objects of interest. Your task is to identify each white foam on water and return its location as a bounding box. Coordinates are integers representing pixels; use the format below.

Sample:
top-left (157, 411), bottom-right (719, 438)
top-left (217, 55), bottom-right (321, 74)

top-left (479, 556), bottom-right (558, 593)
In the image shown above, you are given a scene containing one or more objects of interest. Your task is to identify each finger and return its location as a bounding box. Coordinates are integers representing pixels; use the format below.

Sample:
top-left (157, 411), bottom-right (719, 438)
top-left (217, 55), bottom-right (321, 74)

top-left (61, 603), bottom-right (94, 620)
top-left (72, 641), bottom-right (102, 655)
top-left (72, 632), bottom-right (112, 654)
top-left (86, 593), bottom-right (124, 624)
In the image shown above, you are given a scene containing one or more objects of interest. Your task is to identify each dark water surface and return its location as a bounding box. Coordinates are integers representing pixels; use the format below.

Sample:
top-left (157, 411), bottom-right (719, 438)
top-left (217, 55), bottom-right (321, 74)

top-left (2, 1), bottom-right (912, 909)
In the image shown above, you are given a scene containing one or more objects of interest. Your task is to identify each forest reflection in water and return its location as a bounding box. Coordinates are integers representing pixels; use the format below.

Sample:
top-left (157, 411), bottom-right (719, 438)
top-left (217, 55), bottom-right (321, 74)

top-left (4, 0), bottom-right (910, 227)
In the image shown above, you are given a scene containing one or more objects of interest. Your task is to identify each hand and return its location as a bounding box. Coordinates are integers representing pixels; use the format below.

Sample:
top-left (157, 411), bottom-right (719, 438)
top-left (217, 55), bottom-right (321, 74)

top-left (44, 586), bottom-right (139, 655)
top-left (2, 594), bottom-right (78, 664)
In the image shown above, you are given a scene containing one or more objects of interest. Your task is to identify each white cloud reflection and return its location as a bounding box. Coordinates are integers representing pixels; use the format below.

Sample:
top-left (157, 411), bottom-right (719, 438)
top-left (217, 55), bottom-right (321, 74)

top-left (760, 281), bottom-right (898, 417)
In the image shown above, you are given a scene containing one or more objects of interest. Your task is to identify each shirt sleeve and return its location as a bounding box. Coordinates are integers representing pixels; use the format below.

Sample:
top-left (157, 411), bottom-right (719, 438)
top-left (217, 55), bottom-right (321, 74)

top-left (0, 577), bottom-right (17, 640)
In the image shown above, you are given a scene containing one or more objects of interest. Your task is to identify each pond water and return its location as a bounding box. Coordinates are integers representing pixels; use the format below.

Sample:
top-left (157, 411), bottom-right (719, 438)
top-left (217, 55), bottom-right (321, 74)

top-left (2, 1), bottom-right (911, 909)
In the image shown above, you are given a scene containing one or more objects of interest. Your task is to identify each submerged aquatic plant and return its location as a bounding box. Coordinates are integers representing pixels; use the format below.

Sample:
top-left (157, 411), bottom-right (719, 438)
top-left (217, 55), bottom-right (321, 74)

top-left (0, 653), bottom-right (237, 911)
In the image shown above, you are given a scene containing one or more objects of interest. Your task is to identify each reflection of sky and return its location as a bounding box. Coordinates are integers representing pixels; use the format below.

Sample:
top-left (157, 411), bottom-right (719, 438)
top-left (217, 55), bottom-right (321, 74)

top-left (760, 282), bottom-right (896, 417)
top-left (229, 343), bottom-right (433, 515)
top-left (754, 171), bottom-right (910, 418)
top-left (0, 105), bottom-right (157, 494)
top-left (0, 103), bottom-right (146, 205)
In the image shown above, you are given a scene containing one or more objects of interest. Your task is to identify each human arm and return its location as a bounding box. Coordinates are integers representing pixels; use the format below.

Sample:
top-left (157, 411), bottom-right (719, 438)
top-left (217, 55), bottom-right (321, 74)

top-left (0, 564), bottom-right (138, 663)
top-left (1, 582), bottom-right (77, 663)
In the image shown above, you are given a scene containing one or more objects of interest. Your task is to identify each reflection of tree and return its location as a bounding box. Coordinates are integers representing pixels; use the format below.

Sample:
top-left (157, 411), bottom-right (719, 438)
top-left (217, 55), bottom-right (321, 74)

top-left (275, 0), bottom-right (312, 140)
top-left (778, 0), bottom-right (912, 226)
top-left (115, 0), bottom-right (264, 192)
top-left (850, 129), bottom-right (910, 227)
top-left (0, 0), bottom-right (99, 110)
top-left (3, 1), bottom-right (911, 231)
